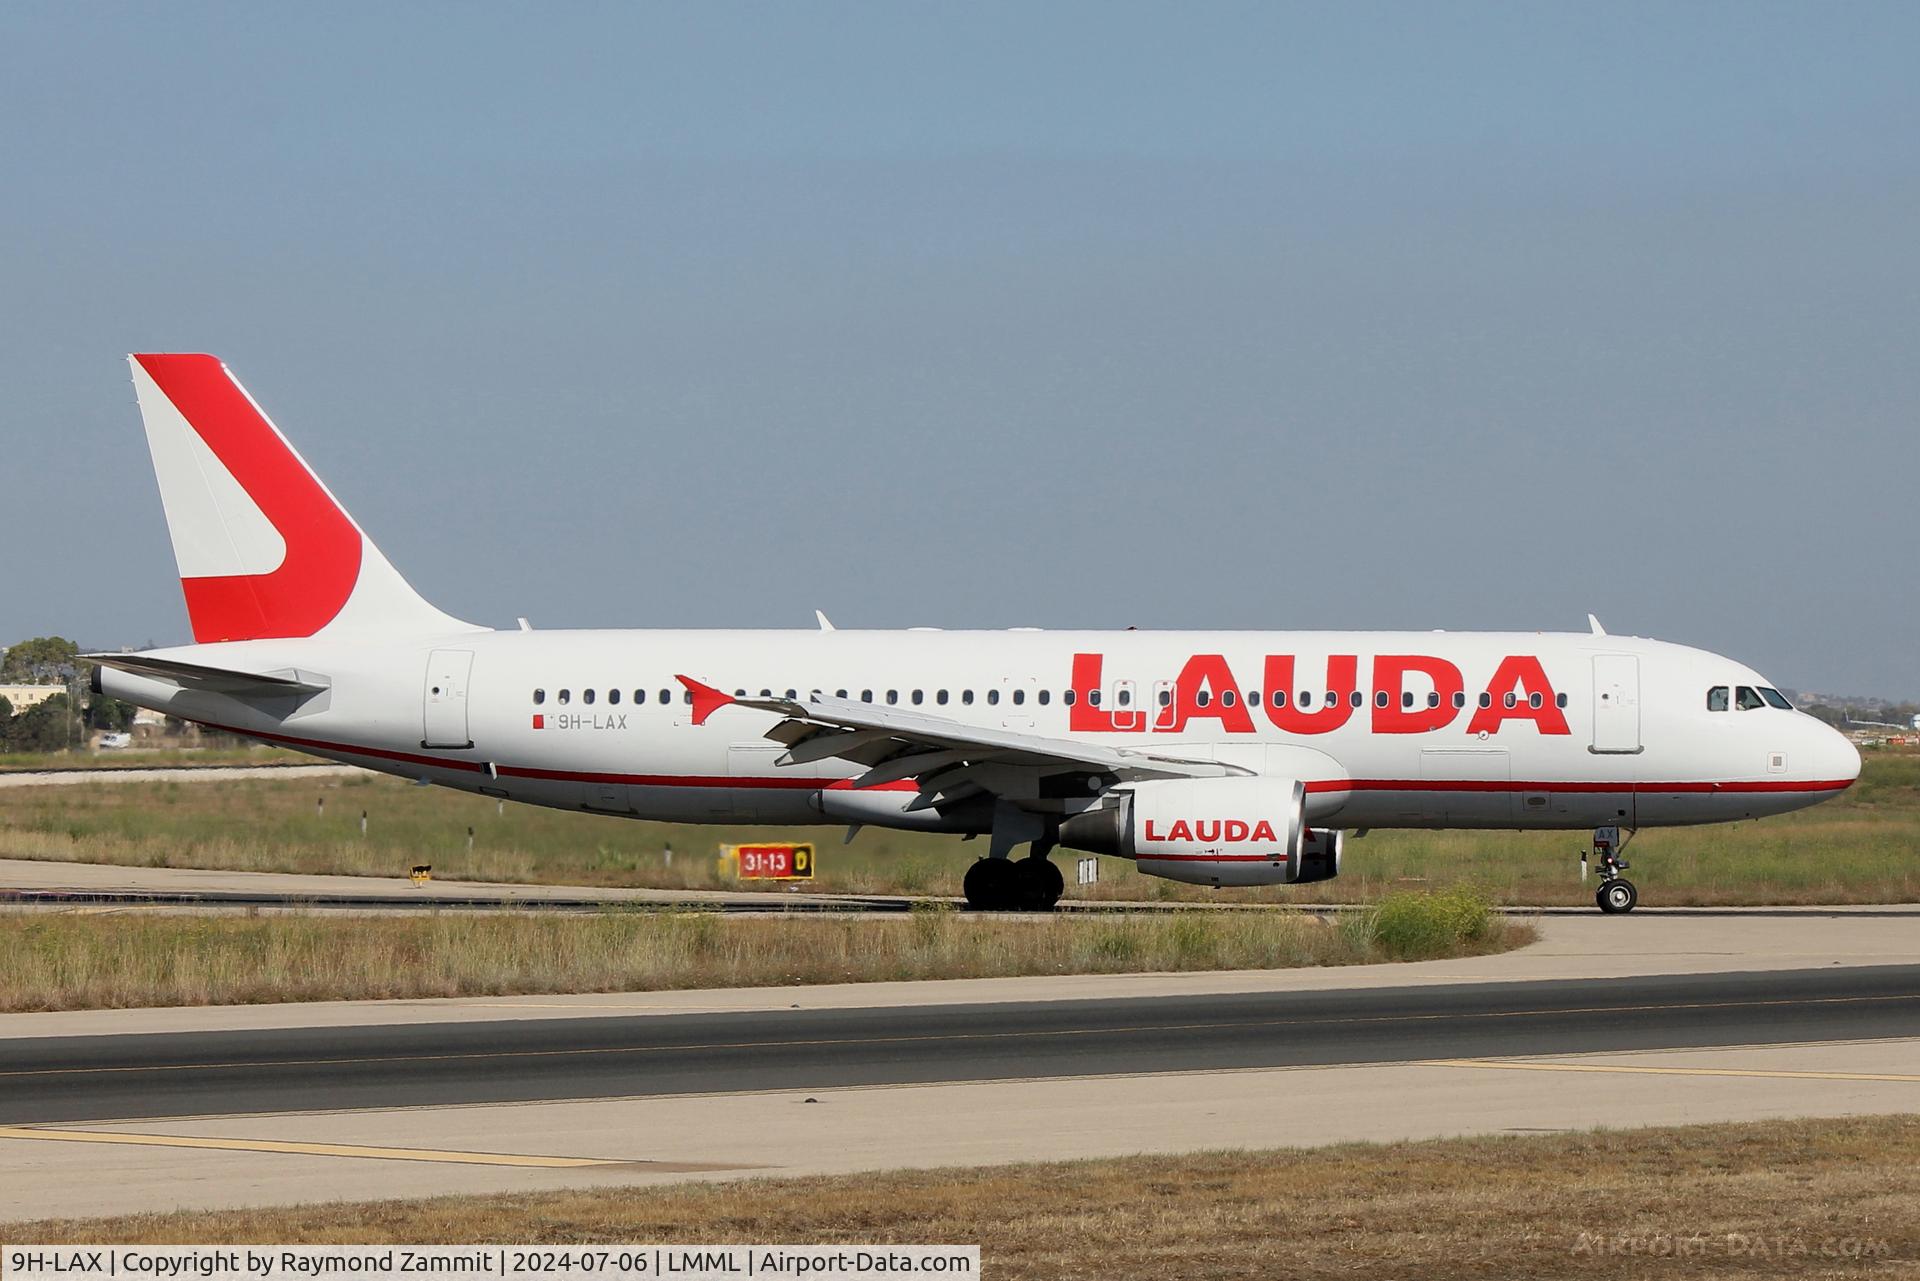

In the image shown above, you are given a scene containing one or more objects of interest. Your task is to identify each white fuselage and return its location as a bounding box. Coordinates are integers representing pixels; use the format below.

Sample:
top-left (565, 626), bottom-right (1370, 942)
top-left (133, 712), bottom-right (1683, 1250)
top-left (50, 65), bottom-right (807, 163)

top-left (100, 627), bottom-right (1861, 836)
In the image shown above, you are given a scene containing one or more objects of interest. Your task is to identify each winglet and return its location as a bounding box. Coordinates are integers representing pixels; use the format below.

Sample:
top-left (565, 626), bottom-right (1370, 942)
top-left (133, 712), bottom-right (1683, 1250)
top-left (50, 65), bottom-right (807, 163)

top-left (676, 675), bottom-right (734, 726)
top-left (814, 609), bottom-right (835, 632)
top-left (1587, 613), bottom-right (1607, 636)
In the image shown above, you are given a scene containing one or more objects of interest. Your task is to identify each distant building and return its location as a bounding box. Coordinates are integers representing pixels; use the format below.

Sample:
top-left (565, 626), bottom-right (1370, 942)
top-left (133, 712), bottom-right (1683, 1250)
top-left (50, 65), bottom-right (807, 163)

top-left (0, 683), bottom-right (67, 713)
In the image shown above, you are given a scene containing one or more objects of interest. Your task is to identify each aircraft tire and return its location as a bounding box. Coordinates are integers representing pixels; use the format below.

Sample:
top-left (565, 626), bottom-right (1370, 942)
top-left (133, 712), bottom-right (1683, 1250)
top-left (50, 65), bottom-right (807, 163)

top-left (964, 857), bottom-right (1020, 911)
top-left (1016, 855), bottom-right (1065, 911)
top-left (1596, 879), bottom-right (1638, 914)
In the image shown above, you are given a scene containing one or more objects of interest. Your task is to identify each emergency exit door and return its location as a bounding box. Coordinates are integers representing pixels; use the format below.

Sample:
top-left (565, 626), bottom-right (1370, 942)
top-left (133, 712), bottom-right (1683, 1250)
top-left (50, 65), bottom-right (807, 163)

top-left (423, 650), bottom-right (474, 749)
top-left (1590, 654), bottom-right (1641, 754)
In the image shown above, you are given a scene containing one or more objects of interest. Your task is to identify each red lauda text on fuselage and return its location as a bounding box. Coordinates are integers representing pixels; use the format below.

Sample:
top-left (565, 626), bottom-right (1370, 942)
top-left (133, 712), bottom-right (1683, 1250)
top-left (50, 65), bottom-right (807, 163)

top-left (1067, 653), bottom-right (1571, 737)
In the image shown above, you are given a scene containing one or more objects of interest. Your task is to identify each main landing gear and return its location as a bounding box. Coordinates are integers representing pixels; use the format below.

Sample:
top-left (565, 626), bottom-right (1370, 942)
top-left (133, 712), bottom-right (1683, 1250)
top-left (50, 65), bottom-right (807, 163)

top-left (963, 852), bottom-right (1064, 912)
top-left (964, 804), bottom-right (1067, 912)
top-left (1582, 825), bottom-right (1638, 914)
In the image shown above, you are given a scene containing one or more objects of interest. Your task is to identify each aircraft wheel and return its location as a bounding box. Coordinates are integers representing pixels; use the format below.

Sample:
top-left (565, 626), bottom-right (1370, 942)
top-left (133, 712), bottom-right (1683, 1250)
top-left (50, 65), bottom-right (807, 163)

top-left (1016, 855), bottom-right (1065, 911)
top-left (1596, 879), bottom-right (1638, 914)
top-left (964, 857), bottom-right (1019, 911)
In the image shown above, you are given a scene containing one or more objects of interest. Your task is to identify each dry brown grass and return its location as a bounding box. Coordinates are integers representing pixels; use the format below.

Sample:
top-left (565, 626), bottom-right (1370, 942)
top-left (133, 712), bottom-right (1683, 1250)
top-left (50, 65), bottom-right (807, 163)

top-left (0, 903), bottom-right (1531, 1011)
top-left (15, 1115), bottom-right (1919, 1278)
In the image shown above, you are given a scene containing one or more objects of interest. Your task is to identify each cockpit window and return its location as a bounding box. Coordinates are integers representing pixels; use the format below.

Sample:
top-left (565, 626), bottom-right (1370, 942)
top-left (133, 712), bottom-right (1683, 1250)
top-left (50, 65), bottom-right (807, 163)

top-left (1760, 687), bottom-right (1792, 710)
top-left (1707, 686), bottom-right (1729, 712)
top-left (1735, 685), bottom-right (1765, 711)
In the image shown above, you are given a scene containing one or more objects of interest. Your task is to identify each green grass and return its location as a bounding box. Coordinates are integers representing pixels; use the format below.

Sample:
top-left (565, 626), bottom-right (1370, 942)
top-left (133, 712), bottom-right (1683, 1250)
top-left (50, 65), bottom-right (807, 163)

top-left (0, 901), bottom-right (1531, 1011)
top-left (2, 753), bottom-right (1916, 905)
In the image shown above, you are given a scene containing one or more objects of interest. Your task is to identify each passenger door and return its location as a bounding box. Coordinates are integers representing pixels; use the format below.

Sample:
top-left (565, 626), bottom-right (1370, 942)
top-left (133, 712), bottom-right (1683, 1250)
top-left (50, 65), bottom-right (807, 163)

top-left (422, 650), bottom-right (474, 748)
top-left (1590, 655), bottom-right (1642, 754)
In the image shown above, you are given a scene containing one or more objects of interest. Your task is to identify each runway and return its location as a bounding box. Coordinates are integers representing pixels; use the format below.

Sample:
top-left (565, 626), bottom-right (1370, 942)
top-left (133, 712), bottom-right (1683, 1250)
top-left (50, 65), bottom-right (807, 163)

top-left (6, 966), bottom-right (1920, 1126)
top-left (3, 897), bottom-right (1919, 1224)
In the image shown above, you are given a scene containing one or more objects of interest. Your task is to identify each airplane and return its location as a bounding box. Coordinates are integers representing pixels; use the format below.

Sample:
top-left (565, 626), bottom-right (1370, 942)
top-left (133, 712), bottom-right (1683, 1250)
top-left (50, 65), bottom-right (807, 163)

top-left (90, 354), bottom-right (1863, 914)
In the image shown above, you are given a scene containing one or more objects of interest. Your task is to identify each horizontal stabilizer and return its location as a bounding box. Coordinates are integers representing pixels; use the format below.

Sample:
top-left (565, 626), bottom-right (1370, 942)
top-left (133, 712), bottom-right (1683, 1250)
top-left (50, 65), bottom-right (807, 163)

top-left (85, 653), bottom-right (329, 696)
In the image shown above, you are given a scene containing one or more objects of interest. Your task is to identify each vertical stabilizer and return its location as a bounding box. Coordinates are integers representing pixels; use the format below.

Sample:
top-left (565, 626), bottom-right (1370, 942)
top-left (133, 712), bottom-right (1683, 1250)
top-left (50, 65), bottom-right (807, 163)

top-left (129, 354), bottom-right (480, 642)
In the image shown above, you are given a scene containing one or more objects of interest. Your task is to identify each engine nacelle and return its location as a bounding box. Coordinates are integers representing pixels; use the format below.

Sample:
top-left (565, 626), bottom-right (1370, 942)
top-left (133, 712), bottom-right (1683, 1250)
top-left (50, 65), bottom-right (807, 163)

top-left (1060, 776), bottom-right (1308, 887)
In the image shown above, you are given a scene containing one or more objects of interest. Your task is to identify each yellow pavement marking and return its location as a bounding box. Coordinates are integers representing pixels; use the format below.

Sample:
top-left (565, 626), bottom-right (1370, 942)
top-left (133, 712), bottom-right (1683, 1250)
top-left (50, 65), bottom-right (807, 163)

top-left (0, 1125), bottom-right (625, 1167)
top-left (1425, 1059), bottom-right (1920, 1084)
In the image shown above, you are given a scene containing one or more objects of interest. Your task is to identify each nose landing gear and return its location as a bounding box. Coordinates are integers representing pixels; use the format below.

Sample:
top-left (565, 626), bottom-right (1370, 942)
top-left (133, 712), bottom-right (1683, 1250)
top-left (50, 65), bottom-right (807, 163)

top-left (1581, 825), bottom-right (1638, 914)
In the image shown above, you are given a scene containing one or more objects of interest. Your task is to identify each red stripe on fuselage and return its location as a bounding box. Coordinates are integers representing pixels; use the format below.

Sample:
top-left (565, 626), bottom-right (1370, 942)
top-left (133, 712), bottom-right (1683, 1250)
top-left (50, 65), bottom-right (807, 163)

top-left (193, 721), bottom-right (1854, 798)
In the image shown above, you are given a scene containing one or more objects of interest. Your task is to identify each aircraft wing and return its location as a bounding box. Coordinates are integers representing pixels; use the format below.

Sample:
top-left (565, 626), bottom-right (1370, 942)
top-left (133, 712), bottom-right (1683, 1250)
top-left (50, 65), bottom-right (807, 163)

top-left (677, 675), bottom-right (1244, 811)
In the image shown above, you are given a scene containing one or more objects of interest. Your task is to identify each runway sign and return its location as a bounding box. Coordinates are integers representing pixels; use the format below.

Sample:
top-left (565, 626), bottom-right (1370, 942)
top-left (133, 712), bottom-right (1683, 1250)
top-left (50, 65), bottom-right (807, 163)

top-left (724, 842), bottom-right (815, 880)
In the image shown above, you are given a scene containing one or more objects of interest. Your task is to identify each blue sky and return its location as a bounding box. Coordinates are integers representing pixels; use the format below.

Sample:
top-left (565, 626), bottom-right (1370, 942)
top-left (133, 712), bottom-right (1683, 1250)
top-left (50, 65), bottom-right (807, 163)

top-left (4, 2), bottom-right (1916, 695)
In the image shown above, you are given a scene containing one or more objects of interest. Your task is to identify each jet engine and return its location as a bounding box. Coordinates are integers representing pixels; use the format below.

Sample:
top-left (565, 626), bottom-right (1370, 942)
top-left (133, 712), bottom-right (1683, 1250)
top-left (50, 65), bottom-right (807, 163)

top-left (1058, 776), bottom-right (1317, 887)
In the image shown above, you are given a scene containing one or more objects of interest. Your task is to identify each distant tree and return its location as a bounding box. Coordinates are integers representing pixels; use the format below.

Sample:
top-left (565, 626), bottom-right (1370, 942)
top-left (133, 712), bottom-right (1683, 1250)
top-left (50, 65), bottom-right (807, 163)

top-left (11, 694), bottom-right (80, 752)
top-left (0, 695), bottom-right (13, 749)
top-left (1, 636), bottom-right (80, 684)
top-left (87, 693), bottom-right (134, 732)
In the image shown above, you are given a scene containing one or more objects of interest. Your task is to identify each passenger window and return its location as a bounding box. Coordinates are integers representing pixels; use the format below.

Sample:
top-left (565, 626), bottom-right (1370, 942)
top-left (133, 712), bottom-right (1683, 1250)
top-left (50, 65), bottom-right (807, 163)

top-left (1478, 692), bottom-right (1492, 709)
top-left (608, 689), bottom-right (620, 705)
top-left (1528, 692), bottom-right (1543, 709)
top-left (1760, 687), bottom-right (1792, 710)
top-left (1249, 691), bottom-right (1263, 707)
top-left (1325, 691), bottom-right (1339, 708)
top-left (887, 690), bottom-right (899, 705)
top-left (1556, 693), bottom-right (1568, 708)
top-left (558, 689), bottom-right (571, 705)
top-left (835, 689), bottom-right (848, 699)
top-left (963, 689), bottom-right (975, 705)
top-left (1375, 691), bottom-right (1389, 709)
top-left (631, 690), bottom-right (644, 705)
top-left (987, 690), bottom-right (1000, 705)
top-left (862, 690), bottom-right (874, 702)
top-left (1063, 689), bottom-right (1075, 706)
top-left (1117, 689), bottom-right (1132, 707)
top-left (659, 689), bottom-right (671, 705)
top-left (1013, 689), bottom-right (1026, 705)
top-left (1196, 689), bottom-right (1211, 708)
top-left (1736, 686), bottom-right (1765, 711)
top-left (1350, 691), bottom-right (1364, 709)
top-left (583, 689), bottom-right (596, 705)
top-left (937, 690), bottom-right (950, 705)
top-left (1086, 689), bottom-right (1099, 706)
top-left (1154, 689), bottom-right (1169, 707)
top-left (735, 689), bottom-right (747, 698)
top-left (1298, 690), bottom-right (1312, 709)
top-left (1707, 687), bottom-right (1729, 711)
top-left (1451, 691), bottom-right (1466, 709)
top-left (1502, 692), bottom-right (1516, 709)
top-left (911, 690), bottom-right (924, 705)
top-left (1401, 691), bottom-right (1415, 710)
top-left (1219, 690), bottom-right (1235, 708)
top-left (533, 688), bottom-right (546, 705)
top-left (1038, 689), bottom-right (1051, 705)
top-left (785, 689), bottom-right (798, 701)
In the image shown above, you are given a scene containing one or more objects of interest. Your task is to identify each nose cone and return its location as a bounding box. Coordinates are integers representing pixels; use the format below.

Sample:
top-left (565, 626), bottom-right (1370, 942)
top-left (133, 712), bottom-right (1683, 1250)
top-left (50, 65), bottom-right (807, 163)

top-left (1821, 726), bottom-right (1863, 788)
